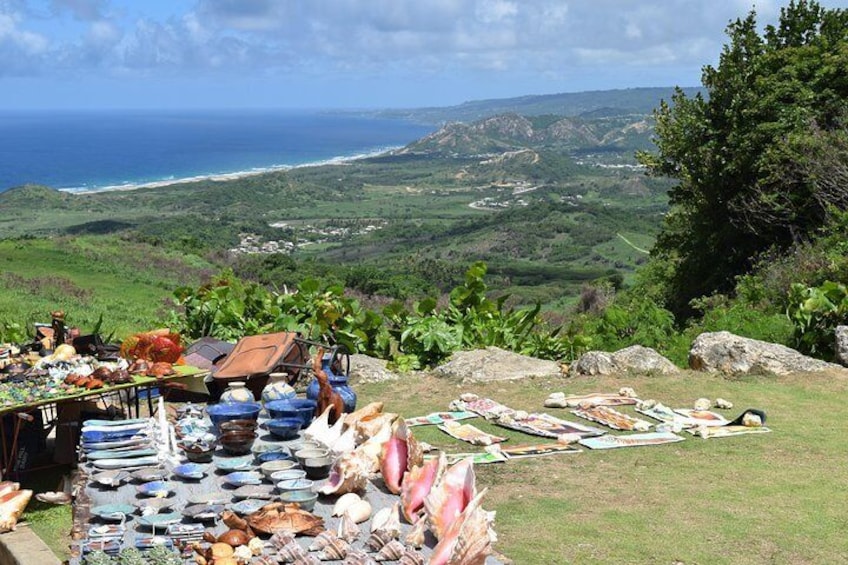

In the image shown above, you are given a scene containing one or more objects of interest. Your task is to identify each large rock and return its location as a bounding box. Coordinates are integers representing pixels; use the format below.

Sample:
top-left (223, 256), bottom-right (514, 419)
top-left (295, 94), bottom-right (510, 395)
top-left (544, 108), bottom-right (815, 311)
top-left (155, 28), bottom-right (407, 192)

top-left (434, 347), bottom-right (561, 383)
top-left (349, 354), bottom-right (401, 384)
top-left (835, 326), bottom-right (848, 367)
top-left (568, 346), bottom-right (679, 377)
top-left (689, 331), bottom-right (844, 375)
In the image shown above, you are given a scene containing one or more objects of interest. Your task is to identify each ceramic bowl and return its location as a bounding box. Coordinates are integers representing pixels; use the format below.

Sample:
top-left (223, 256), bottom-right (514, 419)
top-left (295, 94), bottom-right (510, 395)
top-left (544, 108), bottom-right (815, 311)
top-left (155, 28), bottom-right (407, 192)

top-left (276, 478), bottom-right (314, 495)
top-left (215, 455), bottom-right (254, 472)
top-left (265, 417), bottom-right (303, 440)
top-left (295, 447), bottom-right (330, 466)
top-left (265, 398), bottom-right (318, 427)
top-left (219, 430), bottom-right (257, 455)
top-left (219, 419), bottom-right (259, 434)
top-left (291, 439), bottom-right (322, 452)
top-left (172, 463), bottom-right (207, 480)
top-left (270, 469), bottom-right (307, 483)
top-left (259, 459), bottom-right (297, 478)
top-left (134, 498), bottom-right (174, 514)
top-left (183, 443), bottom-right (216, 463)
top-left (136, 480), bottom-right (172, 498)
top-left (231, 484), bottom-right (275, 500)
top-left (91, 470), bottom-right (130, 488)
top-left (279, 490), bottom-right (318, 512)
top-left (207, 402), bottom-right (262, 432)
top-left (182, 503), bottom-right (223, 521)
top-left (230, 498), bottom-right (268, 515)
top-left (303, 456), bottom-right (333, 480)
top-left (223, 471), bottom-right (263, 487)
top-left (91, 503), bottom-right (136, 521)
top-left (255, 450), bottom-right (294, 464)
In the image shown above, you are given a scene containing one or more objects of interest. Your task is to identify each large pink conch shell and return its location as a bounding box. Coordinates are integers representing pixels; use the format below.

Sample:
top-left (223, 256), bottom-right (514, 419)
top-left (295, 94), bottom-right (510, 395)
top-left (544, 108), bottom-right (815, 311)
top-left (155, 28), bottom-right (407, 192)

top-left (318, 449), bottom-right (371, 496)
top-left (429, 488), bottom-right (492, 565)
top-left (423, 457), bottom-right (476, 540)
top-left (379, 420), bottom-right (422, 494)
top-left (401, 452), bottom-right (446, 523)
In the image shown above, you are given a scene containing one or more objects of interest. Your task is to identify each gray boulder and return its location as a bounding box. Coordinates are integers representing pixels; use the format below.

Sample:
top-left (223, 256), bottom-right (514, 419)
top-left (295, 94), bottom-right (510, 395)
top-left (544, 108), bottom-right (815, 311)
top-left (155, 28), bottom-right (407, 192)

top-left (349, 354), bottom-right (401, 384)
top-left (434, 347), bottom-right (562, 383)
top-left (835, 326), bottom-right (848, 367)
top-left (689, 331), bottom-right (845, 375)
top-left (568, 346), bottom-right (678, 377)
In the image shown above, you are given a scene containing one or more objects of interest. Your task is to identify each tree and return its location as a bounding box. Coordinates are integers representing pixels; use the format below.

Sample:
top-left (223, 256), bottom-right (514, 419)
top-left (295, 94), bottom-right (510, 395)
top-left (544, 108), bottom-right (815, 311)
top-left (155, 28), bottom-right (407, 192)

top-left (638, 1), bottom-right (848, 317)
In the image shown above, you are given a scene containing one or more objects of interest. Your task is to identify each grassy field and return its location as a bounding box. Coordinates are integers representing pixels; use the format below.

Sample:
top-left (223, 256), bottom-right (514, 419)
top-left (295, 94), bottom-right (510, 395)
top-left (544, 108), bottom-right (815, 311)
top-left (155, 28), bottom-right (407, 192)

top-left (0, 236), bottom-right (214, 338)
top-left (20, 368), bottom-right (848, 563)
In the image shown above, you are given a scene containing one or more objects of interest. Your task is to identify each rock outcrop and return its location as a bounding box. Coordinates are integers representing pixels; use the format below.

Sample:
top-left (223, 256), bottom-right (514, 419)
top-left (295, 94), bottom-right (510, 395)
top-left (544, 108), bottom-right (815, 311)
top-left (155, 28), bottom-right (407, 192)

top-left (835, 326), bottom-right (848, 367)
top-left (349, 354), bottom-right (401, 384)
top-left (689, 331), bottom-right (844, 375)
top-left (568, 345), bottom-right (679, 377)
top-left (434, 347), bottom-right (561, 383)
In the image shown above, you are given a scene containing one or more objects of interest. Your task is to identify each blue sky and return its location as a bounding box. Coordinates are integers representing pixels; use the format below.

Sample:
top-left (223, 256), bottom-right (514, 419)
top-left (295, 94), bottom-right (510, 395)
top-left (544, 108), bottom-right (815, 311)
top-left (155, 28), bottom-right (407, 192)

top-left (1, 0), bottom-right (844, 110)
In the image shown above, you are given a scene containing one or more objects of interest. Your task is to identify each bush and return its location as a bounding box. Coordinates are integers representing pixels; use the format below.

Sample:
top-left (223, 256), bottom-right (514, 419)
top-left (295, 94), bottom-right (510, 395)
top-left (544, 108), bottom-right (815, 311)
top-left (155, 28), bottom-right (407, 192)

top-left (786, 280), bottom-right (848, 359)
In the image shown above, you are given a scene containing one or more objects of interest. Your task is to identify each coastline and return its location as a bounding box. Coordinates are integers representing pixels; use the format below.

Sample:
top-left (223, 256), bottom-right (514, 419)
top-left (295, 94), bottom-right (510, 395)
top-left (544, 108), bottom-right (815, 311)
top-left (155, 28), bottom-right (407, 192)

top-left (59, 146), bottom-right (399, 195)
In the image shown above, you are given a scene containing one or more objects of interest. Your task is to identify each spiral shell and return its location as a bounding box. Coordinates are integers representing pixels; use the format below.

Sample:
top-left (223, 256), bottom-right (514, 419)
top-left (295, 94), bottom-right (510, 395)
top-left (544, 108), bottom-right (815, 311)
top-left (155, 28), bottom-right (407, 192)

top-left (398, 546), bottom-right (425, 565)
top-left (317, 537), bottom-right (350, 561)
top-left (270, 530), bottom-right (297, 549)
top-left (278, 540), bottom-right (308, 563)
top-left (365, 529), bottom-right (395, 552)
top-left (342, 550), bottom-right (377, 564)
top-left (308, 531), bottom-right (339, 552)
top-left (403, 519), bottom-right (427, 549)
top-left (370, 502), bottom-right (400, 537)
top-left (337, 512), bottom-right (361, 543)
top-left (374, 540), bottom-right (406, 562)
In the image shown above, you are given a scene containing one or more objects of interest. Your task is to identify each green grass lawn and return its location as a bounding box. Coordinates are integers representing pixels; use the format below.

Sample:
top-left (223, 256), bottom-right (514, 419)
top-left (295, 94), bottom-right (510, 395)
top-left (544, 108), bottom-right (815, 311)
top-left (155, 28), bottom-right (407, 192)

top-left (21, 368), bottom-right (848, 563)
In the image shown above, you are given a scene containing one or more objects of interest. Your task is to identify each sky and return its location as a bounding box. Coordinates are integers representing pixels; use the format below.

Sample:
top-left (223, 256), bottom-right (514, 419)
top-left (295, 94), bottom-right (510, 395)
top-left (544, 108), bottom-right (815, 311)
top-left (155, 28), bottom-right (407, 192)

top-left (1, 0), bottom-right (845, 110)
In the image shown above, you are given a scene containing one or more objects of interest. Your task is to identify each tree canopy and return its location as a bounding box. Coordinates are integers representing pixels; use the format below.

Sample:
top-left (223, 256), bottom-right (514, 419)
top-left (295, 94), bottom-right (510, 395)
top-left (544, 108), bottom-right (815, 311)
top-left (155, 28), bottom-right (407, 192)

top-left (638, 0), bottom-right (848, 316)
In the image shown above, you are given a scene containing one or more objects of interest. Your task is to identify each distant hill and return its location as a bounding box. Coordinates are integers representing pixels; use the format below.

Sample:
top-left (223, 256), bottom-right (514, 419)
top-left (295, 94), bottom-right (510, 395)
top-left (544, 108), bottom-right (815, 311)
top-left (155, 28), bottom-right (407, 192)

top-left (358, 87), bottom-right (702, 124)
top-left (397, 112), bottom-right (655, 156)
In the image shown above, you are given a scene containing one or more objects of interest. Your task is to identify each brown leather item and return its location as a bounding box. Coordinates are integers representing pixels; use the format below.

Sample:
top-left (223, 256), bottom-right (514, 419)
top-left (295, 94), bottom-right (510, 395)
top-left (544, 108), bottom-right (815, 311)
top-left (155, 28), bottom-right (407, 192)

top-left (213, 332), bottom-right (306, 380)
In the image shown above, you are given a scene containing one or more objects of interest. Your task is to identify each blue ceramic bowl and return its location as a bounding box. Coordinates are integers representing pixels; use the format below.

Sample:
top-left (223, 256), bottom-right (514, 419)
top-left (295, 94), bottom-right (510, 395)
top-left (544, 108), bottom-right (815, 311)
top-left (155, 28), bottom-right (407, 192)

top-left (265, 417), bottom-right (303, 441)
top-left (265, 398), bottom-right (317, 427)
top-left (207, 402), bottom-right (262, 432)
top-left (255, 450), bottom-right (294, 464)
top-left (223, 471), bottom-right (263, 487)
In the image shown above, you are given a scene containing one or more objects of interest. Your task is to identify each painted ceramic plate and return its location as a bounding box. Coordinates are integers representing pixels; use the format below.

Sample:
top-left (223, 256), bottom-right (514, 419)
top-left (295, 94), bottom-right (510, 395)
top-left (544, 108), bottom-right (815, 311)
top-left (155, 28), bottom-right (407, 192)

top-left (87, 447), bottom-right (157, 460)
top-left (92, 455), bottom-right (159, 470)
top-left (136, 480), bottom-right (172, 498)
top-left (137, 511), bottom-right (183, 529)
top-left (214, 455), bottom-right (254, 472)
top-left (182, 503), bottom-right (223, 521)
top-left (84, 418), bottom-right (148, 428)
top-left (223, 470), bottom-right (263, 487)
top-left (229, 498), bottom-right (267, 515)
top-left (172, 463), bottom-right (207, 480)
top-left (130, 467), bottom-right (168, 482)
top-left (91, 503), bottom-right (136, 521)
top-left (134, 498), bottom-right (174, 514)
top-left (185, 492), bottom-right (229, 505)
top-left (231, 484), bottom-right (275, 500)
top-left (82, 437), bottom-right (151, 451)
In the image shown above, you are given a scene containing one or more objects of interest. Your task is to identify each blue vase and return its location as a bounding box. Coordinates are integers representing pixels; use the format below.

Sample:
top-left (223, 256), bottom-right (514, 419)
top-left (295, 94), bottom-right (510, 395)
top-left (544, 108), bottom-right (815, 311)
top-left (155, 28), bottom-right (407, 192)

top-left (261, 373), bottom-right (297, 405)
top-left (306, 356), bottom-right (357, 413)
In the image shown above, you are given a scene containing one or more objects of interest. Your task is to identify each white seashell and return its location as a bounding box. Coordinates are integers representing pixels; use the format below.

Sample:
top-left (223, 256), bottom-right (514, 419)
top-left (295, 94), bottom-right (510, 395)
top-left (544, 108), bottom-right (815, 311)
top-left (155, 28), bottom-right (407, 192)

top-left (331, 426), bottom-right (358, 455)
top-left (636, 398), bottom-right (657, 410)
top-left (337, 512), bottom-right (361, 543)
top-left (233, 544), bottom-right (253, 562)
top-left (344, 499), bottom-right (372, 524)
top-left (459, 393), bottom-right (478, 402)
top-left (373, 540), bottom-right (406, 562)
top-left (715, 398), bottom-right (733, 409)
top-left (316, 537), bottom-right (350, 561)
top-left (370, 502), bottom-right (401, 537)
top-left (332, 493), bottom-right (362, 517)
top-left (248, 536), bottom-right (265, 556)
top-left (304, 407), bottom-right (332, 442)
top-left (619, 387), bottom-right (637, 398)
top-left (694, 397), bottom-right (711, 411)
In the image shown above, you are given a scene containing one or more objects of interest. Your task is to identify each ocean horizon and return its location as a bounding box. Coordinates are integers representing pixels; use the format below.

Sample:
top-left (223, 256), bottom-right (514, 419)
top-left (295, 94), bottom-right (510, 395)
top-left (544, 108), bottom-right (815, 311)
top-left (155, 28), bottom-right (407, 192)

top-left (0, 110), bottom-right (434, 194)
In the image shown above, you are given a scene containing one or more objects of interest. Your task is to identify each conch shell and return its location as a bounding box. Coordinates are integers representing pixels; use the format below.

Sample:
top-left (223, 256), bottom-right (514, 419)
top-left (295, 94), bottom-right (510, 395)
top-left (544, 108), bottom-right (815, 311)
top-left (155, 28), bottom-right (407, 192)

top-left (318, 449), bottom-right (371, 496)
top-left (332, 493), bottom-right (362, 517)
top-left (380, 420), bottom-right (423, 494)
top-left (404, 518), bottom-right (427, 549)
top-left (344, 401), bottom-right (384, 430)
top-left (401, 452), bottom-right (446, 522)
top-left (370, 502), bottom-right (401, 537)
top-left (304, 406), bottom-right (346, 447)
top-left (429, 488), bottom-right (492, 565)
top-left (355, 412), bottom-right (397, 445)
top-left (424, 457), bottom-right (476, 540)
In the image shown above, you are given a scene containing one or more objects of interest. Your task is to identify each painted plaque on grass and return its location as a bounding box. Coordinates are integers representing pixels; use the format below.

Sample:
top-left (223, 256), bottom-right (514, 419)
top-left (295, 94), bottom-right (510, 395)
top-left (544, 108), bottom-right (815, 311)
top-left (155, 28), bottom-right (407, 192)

top-left (579, 431), bottom-right (686, 450)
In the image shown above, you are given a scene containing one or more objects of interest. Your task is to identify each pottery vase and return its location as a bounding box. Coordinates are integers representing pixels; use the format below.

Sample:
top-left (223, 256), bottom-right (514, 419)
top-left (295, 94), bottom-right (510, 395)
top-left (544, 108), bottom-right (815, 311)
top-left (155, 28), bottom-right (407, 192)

top-left (261, 372), bottom-right (297, 404)
top-left (220, 381), bottom-right (256, 404)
